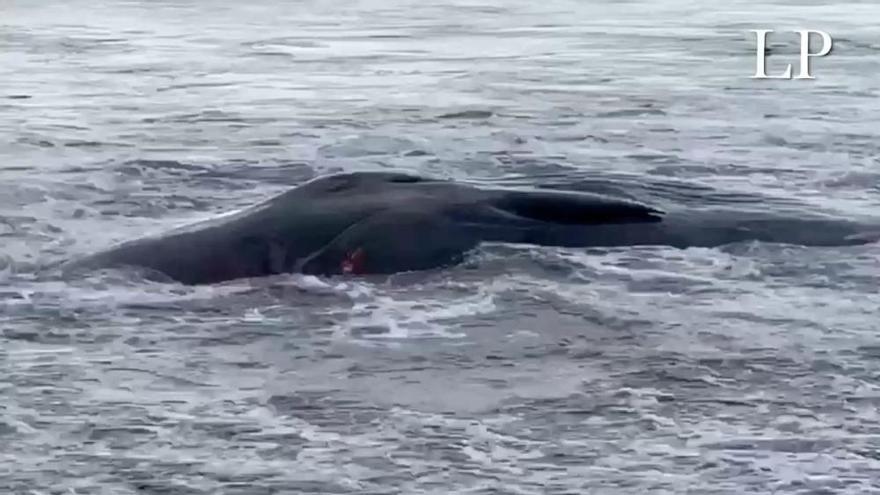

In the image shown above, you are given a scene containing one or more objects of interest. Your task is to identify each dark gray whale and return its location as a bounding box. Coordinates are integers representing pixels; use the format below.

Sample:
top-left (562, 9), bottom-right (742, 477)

top-left (64, 171), bottom-right (879, 284)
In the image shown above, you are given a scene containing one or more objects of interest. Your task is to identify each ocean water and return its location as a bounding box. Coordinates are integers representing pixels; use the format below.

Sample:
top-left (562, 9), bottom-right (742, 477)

top-left (2, 0), bottom-right (880, 493)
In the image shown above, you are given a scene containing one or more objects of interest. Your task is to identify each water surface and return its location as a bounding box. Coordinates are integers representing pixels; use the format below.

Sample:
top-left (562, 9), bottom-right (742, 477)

top-left (2, 1), bottom-right (880, 493)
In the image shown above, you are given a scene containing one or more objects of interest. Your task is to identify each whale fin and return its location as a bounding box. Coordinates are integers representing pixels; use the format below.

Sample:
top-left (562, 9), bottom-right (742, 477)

top-left (299, 210), bottom-right (478, 276)
top-left (490, 190), bottom-right (662, 226)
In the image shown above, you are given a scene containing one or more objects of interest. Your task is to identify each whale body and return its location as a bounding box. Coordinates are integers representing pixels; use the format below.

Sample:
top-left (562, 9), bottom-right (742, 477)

top-left (63, 171), bottom-right (878, 284)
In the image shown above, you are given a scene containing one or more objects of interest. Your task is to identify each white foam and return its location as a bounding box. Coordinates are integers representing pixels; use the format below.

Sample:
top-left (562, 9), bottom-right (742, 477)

top-left (326, 281), bottom-right (498, 341)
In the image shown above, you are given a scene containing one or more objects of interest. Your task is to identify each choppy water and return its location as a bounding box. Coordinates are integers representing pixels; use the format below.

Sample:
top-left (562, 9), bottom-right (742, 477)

top-left (2, 0), bottom-right (880, 493)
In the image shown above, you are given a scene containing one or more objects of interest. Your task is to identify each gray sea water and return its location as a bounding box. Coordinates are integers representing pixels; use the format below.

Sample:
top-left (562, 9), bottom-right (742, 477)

top-left (2, 0), bottom-right (880, 493)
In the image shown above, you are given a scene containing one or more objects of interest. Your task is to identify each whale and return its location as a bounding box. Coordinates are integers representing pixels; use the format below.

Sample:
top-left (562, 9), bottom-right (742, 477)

top-left (63, 171), bottom-right (879, 285)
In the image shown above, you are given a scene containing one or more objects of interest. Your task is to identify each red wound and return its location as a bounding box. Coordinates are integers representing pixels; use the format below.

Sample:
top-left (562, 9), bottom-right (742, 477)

top-left (341, 247), bottom-right (366, 275)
